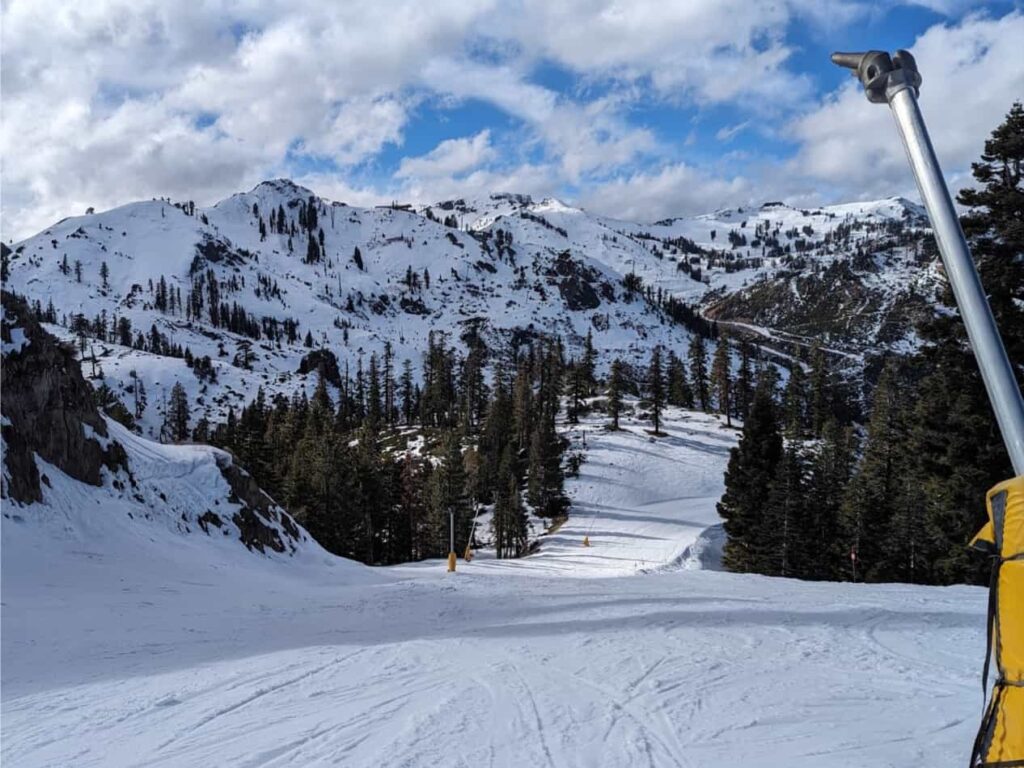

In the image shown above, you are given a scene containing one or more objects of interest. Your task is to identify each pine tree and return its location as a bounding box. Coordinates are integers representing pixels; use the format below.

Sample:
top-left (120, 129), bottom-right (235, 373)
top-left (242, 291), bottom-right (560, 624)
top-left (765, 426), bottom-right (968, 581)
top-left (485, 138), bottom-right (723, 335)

top-left (493, 446), bottom-right (528, 558)
top-left (607, 358), bottom-right (625, 430)
top-left (840, 359), bottom-right (907, 582)
top-left (305, 235), bottom-right (320, 264)
top-left (718, 374), bottom-right (783, 573)
top-left (352, 246), bottom-right (364, 271)
top-left (734, 340), bottom-right (755, 421)
top-left (688, 335), bottom-right (710, 411)
top-left (647, 346), bottom-right (665, 434)
top-left (400, 359), bottom-right (415, 425)
top-left (163, 382), bottom-right (190, 442)
top-left (808, 343), bottom-right (832, 438)
top-left (580, 329), bottom-right (597, 396)
top-left (710, 334), bottom-right (732, 426)
top-left (429, 431), bottom-right (471, 556)
top-left (782, 362), bottom-right (807, 439)
top-left (761, 441), bottom-right (808, 577)
top-left (958, 101), bottom-right (1024, 366)
top-left (666, 350), bottom-right (693, 408)
top-left (805, 419), bottom-right (855, 580)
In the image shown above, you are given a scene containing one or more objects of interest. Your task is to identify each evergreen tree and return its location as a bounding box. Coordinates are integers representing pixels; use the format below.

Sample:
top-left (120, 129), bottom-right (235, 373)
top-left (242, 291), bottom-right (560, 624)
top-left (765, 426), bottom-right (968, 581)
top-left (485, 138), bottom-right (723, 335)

top-left (688, 335), bottom-right (710, 411)
top-left (666, 350), bottom-right (693, 408)
top-left (305, 235), bottom-right (320, 264)
top-left (734, 340), bottom-right (755, 421)
top-left (718, 375), bottom-right (783, 573)
top-left (163, 382), bottom-right (190, 442)
top-left (839, 360), bottom-right (907, 582)
top-left (808, 343), bottom-right (832, 438)
top-left (761, 441), bottom-right (809, 577)
top-left (782, 363), bottom-right (807, 439)
top-left (580, 329), bottom-right (597, 396)
top-left (607, 358), bottom-right (625, 430)
top-left (400, 359), bottom-right (415, 425)
top-left (805, 419), bottom-right (856, 580)
top-left (958, 101), bottom-right (1024, 366)
top-left (429, 431), bottom-right (471, 555)
top-left (710, 334), bottom-right (732, 426)
top-left (647, 346), bottom-right (665, 434)
top-left (493, 446), bottom-right (528, 558)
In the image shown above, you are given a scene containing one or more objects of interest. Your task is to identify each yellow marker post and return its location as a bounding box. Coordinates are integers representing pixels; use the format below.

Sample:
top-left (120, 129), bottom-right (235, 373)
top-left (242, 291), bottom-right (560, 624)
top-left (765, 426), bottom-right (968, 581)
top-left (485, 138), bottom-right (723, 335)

top-left (447, 508), bottom-right (456, 572)
top-left (583, 535), bottom-right (590, 548)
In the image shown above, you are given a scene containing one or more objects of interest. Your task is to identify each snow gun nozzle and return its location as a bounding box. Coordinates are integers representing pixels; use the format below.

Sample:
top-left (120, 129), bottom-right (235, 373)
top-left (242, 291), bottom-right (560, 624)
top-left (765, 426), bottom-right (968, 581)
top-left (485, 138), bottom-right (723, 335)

top-left (830, 50), bottom-right (921, 104)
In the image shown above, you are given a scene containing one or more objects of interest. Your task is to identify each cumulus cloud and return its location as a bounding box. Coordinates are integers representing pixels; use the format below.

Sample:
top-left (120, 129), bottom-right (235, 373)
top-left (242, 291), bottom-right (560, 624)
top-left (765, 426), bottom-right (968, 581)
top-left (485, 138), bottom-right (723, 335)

top-left (787, 11), bottom-right (1024, 201)
top-left (398, 131), bottom-right (496, 180)
top-left (580, 163), bottom-right (752, 223)
top-left (0, 1), bottom-right (1017, 240)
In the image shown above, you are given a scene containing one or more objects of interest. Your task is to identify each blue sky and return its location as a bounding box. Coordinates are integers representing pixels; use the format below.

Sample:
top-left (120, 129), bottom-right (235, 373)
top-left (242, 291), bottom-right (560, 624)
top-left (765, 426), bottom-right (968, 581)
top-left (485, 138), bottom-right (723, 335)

top-left (2, 1), bottom-right (1022, 238)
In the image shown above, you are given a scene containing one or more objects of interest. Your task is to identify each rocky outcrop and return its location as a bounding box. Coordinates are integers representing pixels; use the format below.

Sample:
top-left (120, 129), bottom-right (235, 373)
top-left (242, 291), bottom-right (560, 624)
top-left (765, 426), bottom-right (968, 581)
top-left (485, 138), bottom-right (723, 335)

top-left (297, 348), bottom-right (342, 388)
top-left (217, 454), bottom-right (302, 554)
top-left (1, 291), bottom-right (127, 503)
top-left (2, 291), bottom-right (308, 557)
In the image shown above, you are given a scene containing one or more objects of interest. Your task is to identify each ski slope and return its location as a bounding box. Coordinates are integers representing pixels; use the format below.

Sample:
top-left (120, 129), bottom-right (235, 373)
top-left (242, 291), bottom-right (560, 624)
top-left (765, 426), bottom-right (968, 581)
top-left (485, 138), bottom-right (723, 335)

top-left (1, 406), bottom-right (988, 767)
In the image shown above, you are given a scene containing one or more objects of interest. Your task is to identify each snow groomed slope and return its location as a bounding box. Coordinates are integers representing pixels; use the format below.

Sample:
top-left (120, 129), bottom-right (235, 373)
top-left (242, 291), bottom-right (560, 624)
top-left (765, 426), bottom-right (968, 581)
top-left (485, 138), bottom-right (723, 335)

top-left (1, 405), bottom-right (987, 767)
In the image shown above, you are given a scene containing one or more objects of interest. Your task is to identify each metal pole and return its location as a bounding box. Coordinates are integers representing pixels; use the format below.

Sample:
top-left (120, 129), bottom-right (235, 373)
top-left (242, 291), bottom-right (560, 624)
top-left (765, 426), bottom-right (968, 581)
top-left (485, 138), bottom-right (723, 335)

top-left (832, 50), bottom-right (1024, 475)
top-left (447, 508), bottom-right (456, 572)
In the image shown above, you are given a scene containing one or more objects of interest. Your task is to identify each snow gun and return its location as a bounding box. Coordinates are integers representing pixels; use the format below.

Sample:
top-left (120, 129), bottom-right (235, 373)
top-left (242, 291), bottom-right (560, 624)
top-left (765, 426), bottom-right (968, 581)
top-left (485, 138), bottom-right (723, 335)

top-left (832, 49), bottom-right (1024, 766)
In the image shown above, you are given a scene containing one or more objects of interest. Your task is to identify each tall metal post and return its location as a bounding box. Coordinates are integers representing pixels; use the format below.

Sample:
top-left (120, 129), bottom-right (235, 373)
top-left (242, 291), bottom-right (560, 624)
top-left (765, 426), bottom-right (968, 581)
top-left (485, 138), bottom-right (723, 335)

top-left (447, 508), bottom-right (456, 572)
top-left (832, 50), bottom-right (1024, 475)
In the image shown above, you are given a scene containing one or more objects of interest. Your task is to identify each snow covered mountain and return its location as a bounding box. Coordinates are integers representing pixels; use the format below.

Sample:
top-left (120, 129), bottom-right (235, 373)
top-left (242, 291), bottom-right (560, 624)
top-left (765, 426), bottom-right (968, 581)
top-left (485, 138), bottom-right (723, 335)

top-left (3, 180), bottom-right (939, 436)
top-left (1, 292), bottom-right (317, 558)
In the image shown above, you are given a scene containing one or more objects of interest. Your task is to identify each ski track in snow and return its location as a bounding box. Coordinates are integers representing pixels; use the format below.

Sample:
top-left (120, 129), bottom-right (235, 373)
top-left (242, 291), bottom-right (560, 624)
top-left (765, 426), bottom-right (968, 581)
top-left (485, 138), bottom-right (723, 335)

top-left (2, 406), bottom-right (987, 767)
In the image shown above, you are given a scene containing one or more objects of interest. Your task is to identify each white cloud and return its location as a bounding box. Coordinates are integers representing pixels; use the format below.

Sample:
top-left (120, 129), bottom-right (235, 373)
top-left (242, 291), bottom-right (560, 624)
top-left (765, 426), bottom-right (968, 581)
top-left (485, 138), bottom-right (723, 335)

top-left (788, 11), bottom-right (1024, 201)
top-left (716, 121), bottom-right (752, 142)
top-left (580, 163), bottom-right (752, 222)
top-left (1, 0), bottom-right (1015, 241)
top-left (0, 0), bottom-right (492, 239)
top-left (398, 131), bottom-right (496, 179)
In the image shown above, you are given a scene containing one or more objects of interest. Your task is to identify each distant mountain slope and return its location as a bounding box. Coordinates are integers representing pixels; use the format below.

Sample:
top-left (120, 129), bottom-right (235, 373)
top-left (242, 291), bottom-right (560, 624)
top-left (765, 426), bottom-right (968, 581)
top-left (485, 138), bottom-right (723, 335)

top-left (4, 181), bottom-right (940, 436)
top-left (1, 292), bottom-right (315, 558)
top-left (4, 181), bottom-right (697, 435)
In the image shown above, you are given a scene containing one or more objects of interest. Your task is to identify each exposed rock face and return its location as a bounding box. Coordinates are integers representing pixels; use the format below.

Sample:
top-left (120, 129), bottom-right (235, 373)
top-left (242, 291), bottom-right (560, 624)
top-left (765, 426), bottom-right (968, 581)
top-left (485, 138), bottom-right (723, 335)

top-left (297, 348), bottom-right (342, 388)
top-left (217, 454), bottom-right (301, 554)
top-left (1, 291), bottom-right (308, 557)
top-left (550, 250), bottom-right (605, 311)
top-left (1, 291), bottom-right (127, 503)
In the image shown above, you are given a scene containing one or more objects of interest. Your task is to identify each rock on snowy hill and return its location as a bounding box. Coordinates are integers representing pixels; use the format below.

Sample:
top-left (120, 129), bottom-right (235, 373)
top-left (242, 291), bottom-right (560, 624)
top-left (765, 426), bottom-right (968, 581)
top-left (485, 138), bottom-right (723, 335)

top-left (1, 291), bottom-right (316, 558)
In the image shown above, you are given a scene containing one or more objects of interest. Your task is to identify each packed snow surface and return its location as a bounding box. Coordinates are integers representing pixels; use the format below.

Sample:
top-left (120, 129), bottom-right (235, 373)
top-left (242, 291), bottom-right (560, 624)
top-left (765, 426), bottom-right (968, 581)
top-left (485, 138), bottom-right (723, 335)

top-left (2, 407), bottom-right (986, 767)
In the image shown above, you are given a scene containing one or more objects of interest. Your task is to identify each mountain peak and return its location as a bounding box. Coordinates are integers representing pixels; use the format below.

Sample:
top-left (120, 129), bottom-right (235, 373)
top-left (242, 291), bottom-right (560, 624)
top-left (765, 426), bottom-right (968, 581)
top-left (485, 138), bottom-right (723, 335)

top-left (250, 179), bottom-right (316, 198)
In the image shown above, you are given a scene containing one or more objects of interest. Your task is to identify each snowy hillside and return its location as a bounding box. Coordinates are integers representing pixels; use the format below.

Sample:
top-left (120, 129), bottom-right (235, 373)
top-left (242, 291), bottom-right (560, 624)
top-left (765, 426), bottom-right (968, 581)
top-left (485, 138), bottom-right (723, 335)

top-left (1, 292), bottom-right (316, 558)
top-left (443, 193), bottom-right (940, 354)
top-left (1, 402), bottom-right (986, 767)
top-left (4, 181), bottom-right (939, 436)
top-left (4, 181), bottom-right (694, 435)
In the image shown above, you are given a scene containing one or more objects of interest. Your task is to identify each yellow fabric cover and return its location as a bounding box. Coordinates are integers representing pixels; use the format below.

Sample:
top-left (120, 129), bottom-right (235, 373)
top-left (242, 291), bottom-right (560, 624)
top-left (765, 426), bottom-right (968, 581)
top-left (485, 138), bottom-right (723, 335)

top-left (970, 475), bottom-right (1024, 766)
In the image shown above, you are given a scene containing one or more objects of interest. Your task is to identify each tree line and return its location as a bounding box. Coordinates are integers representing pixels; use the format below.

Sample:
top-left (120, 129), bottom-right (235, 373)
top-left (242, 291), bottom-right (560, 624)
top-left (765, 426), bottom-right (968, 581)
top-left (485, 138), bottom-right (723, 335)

top-left (203, 332), bottom-right (570, 565)
top-left (718, 103), bottom-right (1024, 586)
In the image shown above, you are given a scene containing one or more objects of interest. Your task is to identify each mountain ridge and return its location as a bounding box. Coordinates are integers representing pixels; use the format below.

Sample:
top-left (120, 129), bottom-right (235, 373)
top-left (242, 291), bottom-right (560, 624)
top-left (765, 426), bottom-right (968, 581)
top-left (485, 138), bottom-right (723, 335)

top-left (4, 179), bottom-right (939, 437)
